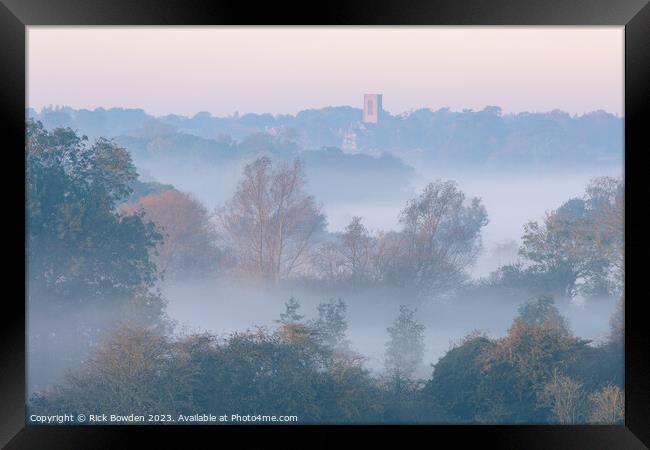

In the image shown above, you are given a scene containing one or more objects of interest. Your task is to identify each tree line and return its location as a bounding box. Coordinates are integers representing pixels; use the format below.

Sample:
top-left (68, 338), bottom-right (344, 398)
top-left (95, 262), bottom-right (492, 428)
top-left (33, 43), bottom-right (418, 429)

top-left (30, 295), bottom-right (623, 424)
top-left (120, 147), bottom-right (622, 305)
top-left (121, 153), bottom-right (490, 300)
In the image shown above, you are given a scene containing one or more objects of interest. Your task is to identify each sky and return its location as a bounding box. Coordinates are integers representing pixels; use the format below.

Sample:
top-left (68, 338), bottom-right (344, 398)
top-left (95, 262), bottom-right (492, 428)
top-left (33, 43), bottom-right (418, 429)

top-left (27, 27), bottom-right (624, 117)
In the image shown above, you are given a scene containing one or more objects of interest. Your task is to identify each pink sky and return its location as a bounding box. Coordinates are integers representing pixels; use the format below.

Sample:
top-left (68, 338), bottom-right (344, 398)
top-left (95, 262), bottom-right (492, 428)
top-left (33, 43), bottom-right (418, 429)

top-left (27, 27), bottom-right (624, 117)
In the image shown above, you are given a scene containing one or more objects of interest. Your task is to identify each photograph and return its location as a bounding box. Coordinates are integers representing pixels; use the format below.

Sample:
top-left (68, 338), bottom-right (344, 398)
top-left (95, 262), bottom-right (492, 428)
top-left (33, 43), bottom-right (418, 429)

top-left (24, 26), bottom-right (625, 426)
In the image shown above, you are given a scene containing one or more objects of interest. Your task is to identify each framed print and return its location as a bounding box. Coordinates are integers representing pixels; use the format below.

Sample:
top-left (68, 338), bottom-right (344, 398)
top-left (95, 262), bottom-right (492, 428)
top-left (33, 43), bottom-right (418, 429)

top-left (1, 0), bottom-right (648, 448)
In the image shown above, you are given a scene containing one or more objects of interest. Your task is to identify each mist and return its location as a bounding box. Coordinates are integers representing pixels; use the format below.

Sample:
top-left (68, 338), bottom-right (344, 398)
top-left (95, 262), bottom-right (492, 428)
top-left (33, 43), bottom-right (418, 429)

top-left (26, 106), bottom-right (625, 424)
top-left (144, 160), bottom-right (622, 378)
top-left (27, 142), bottom-right (623, 391)
top-left (160, 268), bottom-right (619, 380)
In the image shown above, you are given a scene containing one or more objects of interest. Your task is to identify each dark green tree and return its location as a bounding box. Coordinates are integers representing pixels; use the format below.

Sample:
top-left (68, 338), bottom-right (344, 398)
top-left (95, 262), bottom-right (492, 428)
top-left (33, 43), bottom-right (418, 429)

top-left (26, 120), bottom-right (167, 390)
top-left (278, 297), bottom-right (305, 325)
top-left (517, 295), bottom-right (569, 332)
top-left (27, 119), bottom-right (162, 304)
top-left (311, 299), bottom-right (349, 352)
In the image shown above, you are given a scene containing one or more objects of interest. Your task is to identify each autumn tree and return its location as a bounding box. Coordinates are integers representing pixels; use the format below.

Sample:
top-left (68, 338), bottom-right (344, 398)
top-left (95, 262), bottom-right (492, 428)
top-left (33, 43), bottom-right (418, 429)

top-left (519, 177), bottom-right (623, 299)
top-left (540, 369), bottom-right (586, 424)
top-left (29, 322), bottom-right (386, 424)
top-left (121, 190), bottom-right (220, 279)
top-left (588, 384), bottom-right (624, 424)
top-left (476, 296), bottom-right (585, 422)
top-left (219, 157), bottom-right (325, 282)
top-left (586, 177), bottom-right (624, 293)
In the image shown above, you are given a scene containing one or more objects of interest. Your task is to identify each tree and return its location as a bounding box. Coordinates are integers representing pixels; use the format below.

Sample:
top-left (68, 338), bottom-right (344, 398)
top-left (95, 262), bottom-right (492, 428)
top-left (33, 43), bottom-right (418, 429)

top-left (423, 334), bottom-right (496, 422)
top-left (276, 297), bottom-right (314, 344)
top-left (385, 305), bottom-right (426, 381)
top-left (26, 120), bottom-right (168, 391)
top-left (608, 295), bottom-right (624, 345)
top-left (540, 369), bottom-right (586, 424)
top-left (478, 296), bottom-right (584, 422)
top-left (520, 200), bottom-right (603, 299)
top-left (278, 297), bottom-right (305, 325)
top-left (379, 181), bottom-right (488, 298)
top-left (30, 322), bottom-right (384, 424)
top-left (517, 295), bottom-right (569, 333)
top-left (312, 240), bottom-right (348, 283)
top-left (519, 177), bottom-right (623, 299)
top-left (312, 217), bottom-right (377, 286)
top-left (586, 177), bottom-right (624, 294)
top-left (340, 217), bottom-right (376, 285)
top-left (588, 384), bottom-right (624, 424)
top-left (27, 120), bottom-right (162, 303)
top-left (479, 262), bottom-right (565, 302)
top-left (121, 190), bottom-right (220, 279)
top-left (219, 157), bottom-right (325, 282)
top-left (311, 299), bottom-right (349, 352)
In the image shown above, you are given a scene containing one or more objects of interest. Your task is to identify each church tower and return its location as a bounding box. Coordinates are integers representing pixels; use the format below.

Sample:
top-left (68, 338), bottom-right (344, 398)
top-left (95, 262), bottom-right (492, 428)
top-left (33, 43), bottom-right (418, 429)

top-left (362, 94), bottom-right (382, 124)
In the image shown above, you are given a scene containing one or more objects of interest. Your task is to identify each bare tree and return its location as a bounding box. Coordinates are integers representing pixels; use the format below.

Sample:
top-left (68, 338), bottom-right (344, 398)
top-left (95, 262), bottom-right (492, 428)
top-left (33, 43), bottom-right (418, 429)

top-left (540, 369), bottom-right (586, 424)
top-left (380, 181), bottom-right (488, 298)
top-left (312, 240), bottom-right (348, 283)
top-left (219, 157), bottom-right (325, 282)
top-left (340, 217), bottom-right (376, 285)
top-left (314, 217), bottom-right (377, 285)
top-left (588, 384), bottom-right (624, 424)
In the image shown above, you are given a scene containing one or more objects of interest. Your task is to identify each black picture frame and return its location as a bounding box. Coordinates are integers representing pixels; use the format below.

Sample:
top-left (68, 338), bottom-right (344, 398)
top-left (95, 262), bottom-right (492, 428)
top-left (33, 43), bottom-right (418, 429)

top-left (1, 0), bottom-right (648, 447)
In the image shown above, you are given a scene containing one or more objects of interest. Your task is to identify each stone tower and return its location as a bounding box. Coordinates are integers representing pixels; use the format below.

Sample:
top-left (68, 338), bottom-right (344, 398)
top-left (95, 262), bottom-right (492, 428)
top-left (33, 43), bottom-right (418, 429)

top-left (362, 94), bottom-right (382, 124)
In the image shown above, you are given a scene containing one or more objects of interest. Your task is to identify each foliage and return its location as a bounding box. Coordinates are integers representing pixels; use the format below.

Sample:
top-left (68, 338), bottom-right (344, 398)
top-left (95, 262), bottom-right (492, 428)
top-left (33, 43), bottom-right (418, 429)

top-left (26, 120), bottom-right (169, 391)
top-left (422, 335), bottom-right (495, 422)
top-left (313, 216), bottom-right (378, 286)
top-left (385, 305), bottom-right (426, 380)
top-left (30, 293), bottom-right (625, 425)
top-left (310, 299), bottom-right (350, 352)
top-left (30, 106), bottom-right (623, 172)
top-left (423, 295), bottom-right (624, 424)
top-left (540, 369), bottom-right (586, 424)
top-left (121, 190), bottom-right (221, 279)
top-left (126, 178), bottom-right (174, 203)
top-left (517, 295), bottom-right (569, 331)
top-left (609, 295), bottom-right (624, 345)
top-left (313, 182), bottom-right (488, 301)
top-left (379, 181), bottom-right (488, 298)
top-left (519, 177), bottom-right (623, 299)
top-left (26, 119), bottom-right (624, 424)
top-left (588, 384), bottom-right (624, 424)
top-left (27, 120), bottom-right (162, 304)
top-left (277, 297), bottom-right (305, 325)
top-left (29, 322), bottom-right (383, 424)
